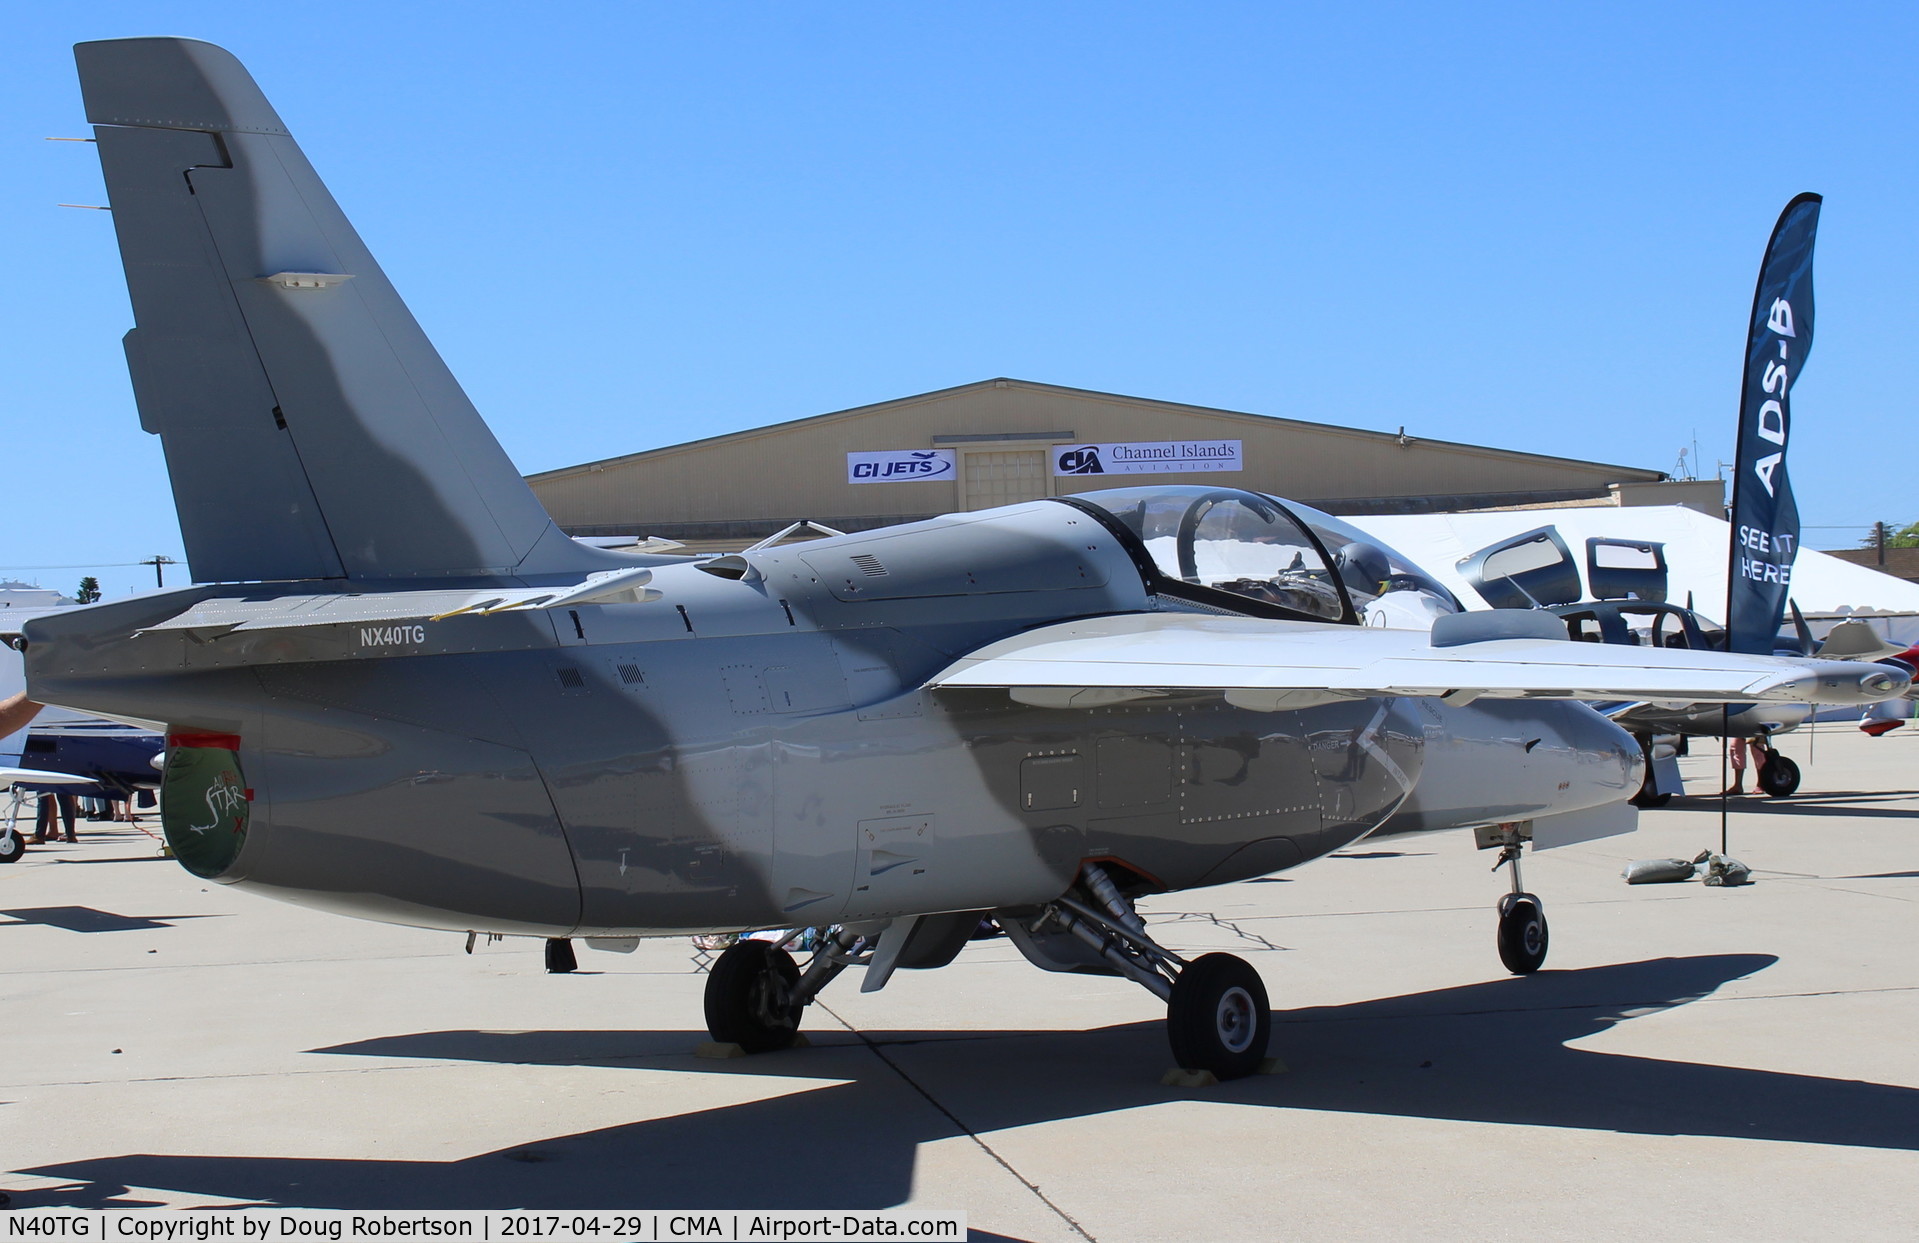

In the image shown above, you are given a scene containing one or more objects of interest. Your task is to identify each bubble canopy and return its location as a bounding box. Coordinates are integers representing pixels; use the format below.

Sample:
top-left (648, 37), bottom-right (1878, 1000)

top-left (1056, 486), bottom-right (1461, 626)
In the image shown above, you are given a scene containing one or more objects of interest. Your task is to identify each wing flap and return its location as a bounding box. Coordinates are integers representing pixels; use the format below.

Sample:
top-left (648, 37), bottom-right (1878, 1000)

top-left (929, 614), bottom-right (1906, 705)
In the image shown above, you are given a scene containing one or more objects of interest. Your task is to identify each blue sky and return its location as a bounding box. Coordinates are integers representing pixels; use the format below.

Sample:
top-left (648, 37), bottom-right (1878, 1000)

top-left (5, 3), bottom-right (1916, 597)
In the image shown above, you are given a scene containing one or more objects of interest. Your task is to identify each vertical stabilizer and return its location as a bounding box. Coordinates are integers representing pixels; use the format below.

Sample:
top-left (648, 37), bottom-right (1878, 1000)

top-left (78, 38), bottom-right (617, 582)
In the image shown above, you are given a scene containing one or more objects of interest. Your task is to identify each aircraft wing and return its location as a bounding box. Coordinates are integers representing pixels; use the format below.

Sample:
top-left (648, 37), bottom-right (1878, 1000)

top-left (928, 612), bottom-right (1907, 708)
top-left (0, 767), bottom-right (97, 789)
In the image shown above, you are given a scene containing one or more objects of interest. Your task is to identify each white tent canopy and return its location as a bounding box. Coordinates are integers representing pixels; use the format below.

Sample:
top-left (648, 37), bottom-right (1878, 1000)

top-left (1349, 505), bottom-right (1919, 627)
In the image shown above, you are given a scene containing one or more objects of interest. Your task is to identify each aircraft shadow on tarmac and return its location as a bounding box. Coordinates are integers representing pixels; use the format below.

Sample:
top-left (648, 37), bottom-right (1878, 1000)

top-left (1667, 791), bottom-right (1919, 819)
top-left (26, 954), bottom-right (1919, 1211)
top-left (0, 905), bottom-right (217, 933)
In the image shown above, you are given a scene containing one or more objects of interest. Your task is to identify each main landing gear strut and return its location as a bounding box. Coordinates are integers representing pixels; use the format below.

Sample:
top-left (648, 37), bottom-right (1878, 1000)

top-left (1030, 864), bottom-right (1271, 1079)
top-left (1489, 824), bottom-right (1549, 974)
top-left (703, 928), bottom-right (860, 1053)
top-left (699, 863), bottom-right (1274, 1080)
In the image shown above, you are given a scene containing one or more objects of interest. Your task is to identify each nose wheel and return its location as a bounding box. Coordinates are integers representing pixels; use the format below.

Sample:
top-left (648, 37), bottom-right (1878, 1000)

top-left (1496, 893), bottom-right (1549, 974)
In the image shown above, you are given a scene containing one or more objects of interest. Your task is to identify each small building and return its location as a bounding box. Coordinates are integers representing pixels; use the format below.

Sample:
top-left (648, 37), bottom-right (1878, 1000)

top-left (530, 378), bottom-right (1704, 552)
top-left (1824, 547), bottom-right (1919, 587)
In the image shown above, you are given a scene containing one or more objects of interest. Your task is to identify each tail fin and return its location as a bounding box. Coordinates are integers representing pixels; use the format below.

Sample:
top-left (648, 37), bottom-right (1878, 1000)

top-left (77, 38), bottom-right (617, 583)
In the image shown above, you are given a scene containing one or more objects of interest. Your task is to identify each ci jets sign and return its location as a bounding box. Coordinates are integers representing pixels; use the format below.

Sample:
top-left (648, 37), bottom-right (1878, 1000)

top-left (1054, 440), bottom-right (1242, 476)
top-left (847, 450), bottom-right (957, 484)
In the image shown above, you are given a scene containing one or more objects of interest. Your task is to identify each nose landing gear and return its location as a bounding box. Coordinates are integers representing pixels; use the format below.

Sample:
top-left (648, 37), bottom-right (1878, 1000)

top-left (1489, 825), bottom-right (1549, 974)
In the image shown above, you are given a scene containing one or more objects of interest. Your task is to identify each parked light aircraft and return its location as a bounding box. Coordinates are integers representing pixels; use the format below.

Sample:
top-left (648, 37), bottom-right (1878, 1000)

top-left (1451, 525), bottom-right (1825, 803)
top-left (24, 38), bottom-right (1905, 1079)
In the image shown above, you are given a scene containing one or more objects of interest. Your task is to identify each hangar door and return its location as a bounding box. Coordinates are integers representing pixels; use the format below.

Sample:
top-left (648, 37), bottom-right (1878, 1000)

top-left (961, 449), bottom-right (1050, 510)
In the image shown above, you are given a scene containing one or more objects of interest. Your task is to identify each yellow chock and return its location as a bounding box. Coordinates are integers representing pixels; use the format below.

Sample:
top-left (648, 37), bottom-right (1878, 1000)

top-left (1160, 1067), bottom-right (1219, 1088)
top-left (1257, 1056), bottom-right (1288, 1075)
top-left (788, 1032), bottom-right (812, 1049)
top-left (696, 1041), bottom-right (746, 1059)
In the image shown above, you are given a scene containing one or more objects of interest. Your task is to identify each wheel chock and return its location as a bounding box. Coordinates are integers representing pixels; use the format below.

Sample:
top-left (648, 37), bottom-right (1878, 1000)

top-left (1160, 1067), bottom-right (1219, 1088)
top-left (1257, 1056), bottom-right (1288, 1075)
top-left (696, 1032), bottom-right (810, 1059)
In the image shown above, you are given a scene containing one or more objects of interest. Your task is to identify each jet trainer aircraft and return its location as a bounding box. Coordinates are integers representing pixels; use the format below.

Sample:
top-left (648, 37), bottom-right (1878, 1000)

top-left (26, 39), bottom-right (1904, 1080)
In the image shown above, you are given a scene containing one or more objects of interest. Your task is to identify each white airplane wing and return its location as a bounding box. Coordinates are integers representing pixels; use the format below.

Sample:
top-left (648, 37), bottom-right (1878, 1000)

top-left (929, 612), bottom-right (1907, 708)
top-left (0, 767), bottom-right (97, 788)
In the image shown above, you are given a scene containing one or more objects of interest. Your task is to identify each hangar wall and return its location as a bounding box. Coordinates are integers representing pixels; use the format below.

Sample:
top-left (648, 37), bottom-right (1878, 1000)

top-left (529, 378), bottom-right (1674, 544)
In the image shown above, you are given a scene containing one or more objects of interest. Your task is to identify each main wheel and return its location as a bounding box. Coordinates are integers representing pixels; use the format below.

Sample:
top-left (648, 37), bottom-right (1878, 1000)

top-left (1629, 764), bottom-right (1671, 809)
top-left (1166, 952), bottom-right (1270, 1080)
top-left (1757, 752), bottom-right (1801, 798)
top-left (1497, 895), bottom-right (1549, 974)
top-left (704, 940), bottom-right (802, 1053)
top-left (0, 832), bottom-right (21, 864)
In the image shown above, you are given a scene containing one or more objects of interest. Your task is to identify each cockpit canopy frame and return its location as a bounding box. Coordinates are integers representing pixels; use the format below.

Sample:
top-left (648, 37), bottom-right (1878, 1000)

top-left (1053, 486), bottom-right (1460, 626)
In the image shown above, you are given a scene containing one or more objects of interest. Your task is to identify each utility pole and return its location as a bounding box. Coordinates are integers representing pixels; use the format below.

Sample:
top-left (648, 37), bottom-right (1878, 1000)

top-left (139, 555), bottom-right (177, 588)
top-left (1876, 522), bottom-right (1887, 567)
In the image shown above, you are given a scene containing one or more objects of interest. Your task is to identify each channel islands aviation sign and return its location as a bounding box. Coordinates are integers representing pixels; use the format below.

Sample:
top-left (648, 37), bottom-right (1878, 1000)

top-left (1054, 440), bottom-right (1242, 475)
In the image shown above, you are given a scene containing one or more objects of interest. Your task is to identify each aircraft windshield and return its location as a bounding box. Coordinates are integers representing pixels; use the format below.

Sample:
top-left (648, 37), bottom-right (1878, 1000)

top-left (1063, 487), bottom-right (1349, 621)
top-left (1275, 499), bottom-right (1464, 626)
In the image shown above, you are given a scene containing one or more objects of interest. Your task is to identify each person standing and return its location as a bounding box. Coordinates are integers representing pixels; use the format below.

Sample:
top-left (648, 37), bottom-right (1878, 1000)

top-left (33, 792), bottom-right (76, 843)
top-left (1723, 737), bottom-right (1750, 796)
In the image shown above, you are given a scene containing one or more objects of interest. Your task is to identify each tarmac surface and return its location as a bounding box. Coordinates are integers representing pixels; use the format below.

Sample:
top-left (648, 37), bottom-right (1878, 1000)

top-left (4, 722), bottom-right (1917, 1240)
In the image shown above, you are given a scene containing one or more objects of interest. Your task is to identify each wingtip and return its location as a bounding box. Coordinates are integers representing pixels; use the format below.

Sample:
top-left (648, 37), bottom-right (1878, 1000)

top-left (75, 37), bottom-right (288, 136)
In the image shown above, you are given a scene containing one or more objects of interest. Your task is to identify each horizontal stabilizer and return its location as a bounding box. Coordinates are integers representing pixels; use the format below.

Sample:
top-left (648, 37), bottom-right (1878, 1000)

top-left (929, 614), bottom-right (1908, 706)
top-left (134, 572), bottom-right (663, 639)
top-left (76, 38), bottom-right (630, 584)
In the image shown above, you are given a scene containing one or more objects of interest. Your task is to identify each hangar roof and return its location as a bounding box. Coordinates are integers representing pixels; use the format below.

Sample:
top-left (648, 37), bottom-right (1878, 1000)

top-left (529, 378), bottom-right (1670, 546)
top-left (534, 377), bottom-right (1660, 482)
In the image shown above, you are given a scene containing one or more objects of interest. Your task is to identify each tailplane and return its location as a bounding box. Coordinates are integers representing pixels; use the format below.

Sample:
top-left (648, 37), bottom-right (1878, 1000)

top-left (77, 37), bottom-right (623, 583)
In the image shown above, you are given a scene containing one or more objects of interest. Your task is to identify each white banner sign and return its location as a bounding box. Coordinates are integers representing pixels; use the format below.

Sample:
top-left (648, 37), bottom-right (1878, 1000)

top-left (847, 449), bottom-right (957, 484)
top-left (1052, 440), bottom-right (1242, 476)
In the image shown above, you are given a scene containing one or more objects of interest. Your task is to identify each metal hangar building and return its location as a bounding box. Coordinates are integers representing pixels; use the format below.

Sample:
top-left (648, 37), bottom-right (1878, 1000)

top-left (529, 378), bottom-right (1701, 552)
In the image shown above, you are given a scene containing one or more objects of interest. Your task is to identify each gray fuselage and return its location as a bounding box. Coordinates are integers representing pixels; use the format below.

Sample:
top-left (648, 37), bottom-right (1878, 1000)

top-left (22, 501), bottom-right (1633, 936)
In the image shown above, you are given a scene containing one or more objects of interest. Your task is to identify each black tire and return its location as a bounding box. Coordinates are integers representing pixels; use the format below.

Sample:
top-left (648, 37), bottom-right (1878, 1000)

top-left (1166, 952), bottom-right (1271, 1080)
top-left (544, 937), bottom-right (577, 973)
top-left (704, 940), bottom-right (802, 1053)
top-left (1757, 752), bottom-right (1801, 798)
top-left (1497, 895), bottom-right (1548, 975)
top-left (0, 832), bottom-right (21, 864)
top-left (1630, 736), bottom-right (1672, 808)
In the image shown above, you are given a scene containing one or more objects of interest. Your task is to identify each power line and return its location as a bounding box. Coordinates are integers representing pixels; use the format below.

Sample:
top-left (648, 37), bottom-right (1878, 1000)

top-left (0, 562), bottom-right (154, 570)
